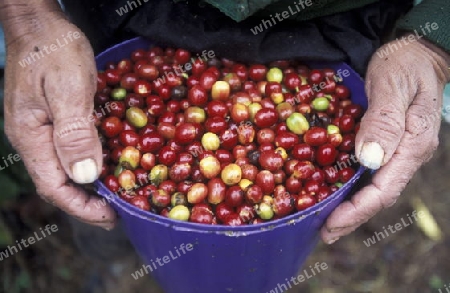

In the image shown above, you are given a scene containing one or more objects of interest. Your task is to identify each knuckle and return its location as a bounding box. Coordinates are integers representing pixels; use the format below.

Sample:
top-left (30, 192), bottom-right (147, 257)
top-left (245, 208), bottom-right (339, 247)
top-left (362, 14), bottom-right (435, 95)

top-left (408, 133), bottom-right (439, 162)
top-left (56, 133), bottom-right (98, 153)
top-left (36, 184), bottom-right (77, 213)
top-left (351, 198), bottom-right (379, 222)
top-left (406, 111), bottom-right (439, 137)
top-left (36, 187), bottom-right (57, 206)
top-left (363, 106), bottom-right (404, 130)
top-left (381, 189), bottom-right (402, 208)
top-left (360, 107), bottom-right (405, 140)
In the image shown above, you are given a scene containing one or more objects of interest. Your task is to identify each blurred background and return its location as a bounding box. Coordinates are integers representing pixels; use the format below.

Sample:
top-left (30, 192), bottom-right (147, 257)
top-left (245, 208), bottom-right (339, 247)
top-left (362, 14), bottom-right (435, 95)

top-left (1, 5), bottom-right (450, 292)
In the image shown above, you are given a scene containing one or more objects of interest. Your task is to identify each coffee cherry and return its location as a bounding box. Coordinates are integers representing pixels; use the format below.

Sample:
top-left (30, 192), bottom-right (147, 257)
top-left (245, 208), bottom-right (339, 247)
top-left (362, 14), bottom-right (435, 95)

top-left (221, 163), bottom-right (242, 186)
top-left (266, 67), bottom-right (283, 83)
top-left (339, 167), bottom-right (355, 183)
top-left (245, 185), bottom-right (263, 204)
top-left (259, 151), bottom-right (283, 172)
top-left (149, 164), bottom-right (168, 186)
top-left (254, 108), bottom-right (278, 128)
top-left (126, 107), bottom-right (148, 128)
top-left (211, 81), bottom-right (230, 101)
top-left (316, 144), bottom-right (338, 166)
top-left (151, 189), bottom-right (171, 208)
top-left (201, 132), bottom-right (220, 151)
top-left (190, 206), bottom-right (214, 224)
top-left (118, 170), bottom-right (136, 190)
top-left (119, 146), bottom-right (141, 170)
top-left (257, 202), bottom-right (274, 220)
top-left (286, 113), bottom-right (309, 134)
top-left (104, 175), bottom-right (120, 192)
top-left (273, 192), bottom-right (294, 217)
top-left (111, 88), bottom-right (127, 100)
top-left (248, 65), bottom-right (267, 82)
top-left (312, 97), bottom-right (330, 111)
top-left (101, 116), bottom-right (123, 138)
top-left (169, 205), bottom-right (190, 221)
top-left (130, 196), bottom-right (150, 211)
top-left (199, 156), bottom-right (221, 179)
top-left (187, 183), bottom-right (208, 204)
top-left (296, 193), bottom-right (316, 211)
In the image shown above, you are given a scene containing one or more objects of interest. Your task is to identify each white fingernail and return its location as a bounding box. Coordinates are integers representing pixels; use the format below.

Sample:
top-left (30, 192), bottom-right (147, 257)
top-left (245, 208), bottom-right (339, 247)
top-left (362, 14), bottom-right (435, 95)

top-left (72, 159), bottom-right (98, 184)
top-left (358, 142), bottom-right (384, 170)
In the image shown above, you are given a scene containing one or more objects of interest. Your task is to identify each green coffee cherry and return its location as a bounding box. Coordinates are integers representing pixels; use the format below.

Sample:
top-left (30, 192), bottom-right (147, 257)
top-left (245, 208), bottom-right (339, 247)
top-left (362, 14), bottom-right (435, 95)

top-left (266, 67), bottom-right (283, 83)
top-left (327, 124), bottom-right (340, 135)
top-left (111, 88), bottom-right (127, 100)
top-left (286, 112), bottom-right (309, 135)
top-left (126, 107), bottom-right (148, 128)
top-left (312, 97), bottom-right (330, 111)
top-left (169, 205), bottom-right (190, 221)
top-left (258, 202), bottom-right (274, 220)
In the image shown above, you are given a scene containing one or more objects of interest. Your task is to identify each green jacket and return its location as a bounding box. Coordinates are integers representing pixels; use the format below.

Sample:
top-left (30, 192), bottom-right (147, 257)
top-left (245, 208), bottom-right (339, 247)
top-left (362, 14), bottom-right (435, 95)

top-left (182, 0), bottom-right (449, 53)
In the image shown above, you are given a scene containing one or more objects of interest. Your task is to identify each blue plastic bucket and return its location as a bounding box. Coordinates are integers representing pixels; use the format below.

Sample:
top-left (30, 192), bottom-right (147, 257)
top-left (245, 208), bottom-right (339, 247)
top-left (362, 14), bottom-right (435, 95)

top-left (94, 37), bottom-right (367, 293)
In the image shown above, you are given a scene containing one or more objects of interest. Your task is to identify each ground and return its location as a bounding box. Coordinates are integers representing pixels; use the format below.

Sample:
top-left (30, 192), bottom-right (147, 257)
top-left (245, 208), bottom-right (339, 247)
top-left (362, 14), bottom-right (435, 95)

top-left (1, 123), bottom-right (450, 293)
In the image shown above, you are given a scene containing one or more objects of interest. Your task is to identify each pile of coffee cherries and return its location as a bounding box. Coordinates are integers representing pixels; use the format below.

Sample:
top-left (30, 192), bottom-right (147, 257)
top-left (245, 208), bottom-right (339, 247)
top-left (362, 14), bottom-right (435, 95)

top-left (96, 46), bottom-right (363, 225)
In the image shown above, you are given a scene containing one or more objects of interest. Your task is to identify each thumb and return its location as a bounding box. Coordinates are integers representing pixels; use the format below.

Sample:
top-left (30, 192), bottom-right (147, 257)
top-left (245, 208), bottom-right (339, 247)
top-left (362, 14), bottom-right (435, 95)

top-left (356, 60), bottom-right (415, 170)
top-left (53, 115), bottom-right (103, 184)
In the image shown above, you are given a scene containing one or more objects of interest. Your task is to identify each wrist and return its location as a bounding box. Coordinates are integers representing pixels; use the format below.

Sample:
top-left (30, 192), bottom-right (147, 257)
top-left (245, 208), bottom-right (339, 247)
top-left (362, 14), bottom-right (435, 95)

top-left (0, 0), bottom-right (66, 46)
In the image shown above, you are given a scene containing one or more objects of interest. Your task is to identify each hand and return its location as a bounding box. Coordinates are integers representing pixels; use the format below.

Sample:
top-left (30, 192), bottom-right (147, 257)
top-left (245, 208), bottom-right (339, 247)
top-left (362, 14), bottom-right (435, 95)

top-left (321, 34), bottom-right (450, 244)
top-left (2, 3), bottom-right (115, 229)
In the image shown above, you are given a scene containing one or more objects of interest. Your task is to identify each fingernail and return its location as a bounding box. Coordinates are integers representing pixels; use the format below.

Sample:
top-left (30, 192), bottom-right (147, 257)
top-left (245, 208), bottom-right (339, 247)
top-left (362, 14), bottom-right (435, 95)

top-left (327, 237), bottom-right (340, 245)
top-left (72, 159), bottom-right (98, 184)
top-left (358, 142), bottom-right (384, 170)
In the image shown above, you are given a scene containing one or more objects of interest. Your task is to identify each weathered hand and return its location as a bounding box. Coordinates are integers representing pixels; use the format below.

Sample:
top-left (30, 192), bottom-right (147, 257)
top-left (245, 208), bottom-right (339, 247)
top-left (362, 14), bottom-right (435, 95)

top-left (321, 34), bottom-right (450, 243)
top-left (2, 3), bottom-right (115, 229)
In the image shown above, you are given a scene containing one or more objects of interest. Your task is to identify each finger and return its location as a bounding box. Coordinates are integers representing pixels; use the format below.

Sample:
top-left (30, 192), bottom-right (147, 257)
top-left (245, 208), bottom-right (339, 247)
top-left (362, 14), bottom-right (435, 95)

top-left (15, 122), bottom-right (116, 229)
top-left (43, 44), bottom-right (102, 184)
top-left (321, 148), bottom-right (419, 244)
top-left (356, 60), bottom-right (418, 170)
top-left (53, 116), bottom-right (103, 184)
top-left (321, 96), bottom-right (441, 244)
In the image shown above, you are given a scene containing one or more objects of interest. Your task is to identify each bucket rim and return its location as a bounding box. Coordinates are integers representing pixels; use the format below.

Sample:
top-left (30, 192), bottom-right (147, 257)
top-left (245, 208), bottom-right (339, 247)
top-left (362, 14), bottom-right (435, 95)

top-left (94, 166), bottom-right (365, 235)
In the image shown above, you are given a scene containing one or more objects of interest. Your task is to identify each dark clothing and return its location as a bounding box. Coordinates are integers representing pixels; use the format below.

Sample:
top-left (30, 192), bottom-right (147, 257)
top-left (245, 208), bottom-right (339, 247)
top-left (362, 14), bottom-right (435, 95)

top-left (62, 0), bottom-right (413, 75)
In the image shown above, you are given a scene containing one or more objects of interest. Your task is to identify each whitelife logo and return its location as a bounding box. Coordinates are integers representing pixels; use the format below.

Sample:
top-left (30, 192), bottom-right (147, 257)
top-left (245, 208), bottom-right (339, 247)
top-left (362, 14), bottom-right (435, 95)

top-left (0, 224), bottom-right (58, 261)
top-left (152, 50), bottom-right (215, 88)
top-left (324, 153), bottom-right (358, 179)
top-left (19, 31), bottom-right (81, 68)
top-left (116, 0), bottom-right (149, 16)
top-left (131, 243), bottom-right (194, 280)
top-left (376, 22), bottom-right (439, 58)
top-left (267, 262), bottom-right (328, 293)
top-left (363, 210), bottom-right (425, 247)
top-left (251, 0), bottom-right (313, 35)
top-left (0, 153), bottom-right (21, 171)
top-left (56, 102), bottom-right (119, 138)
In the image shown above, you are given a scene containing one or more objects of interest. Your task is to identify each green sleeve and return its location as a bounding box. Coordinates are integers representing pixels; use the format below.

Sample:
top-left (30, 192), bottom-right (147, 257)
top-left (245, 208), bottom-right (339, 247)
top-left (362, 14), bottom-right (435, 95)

top-left (396, 0), bottom-right (450, 52)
